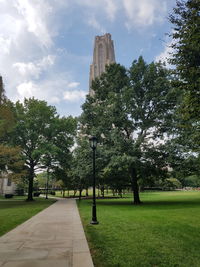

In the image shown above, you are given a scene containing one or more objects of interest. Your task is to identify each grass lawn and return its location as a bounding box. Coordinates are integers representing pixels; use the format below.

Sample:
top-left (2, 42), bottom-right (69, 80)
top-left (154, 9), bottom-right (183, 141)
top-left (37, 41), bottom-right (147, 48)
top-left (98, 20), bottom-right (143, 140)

top-left (0, 196), bottom-right (55, 237)
top-left (78, 191), bottom-right (200, 267)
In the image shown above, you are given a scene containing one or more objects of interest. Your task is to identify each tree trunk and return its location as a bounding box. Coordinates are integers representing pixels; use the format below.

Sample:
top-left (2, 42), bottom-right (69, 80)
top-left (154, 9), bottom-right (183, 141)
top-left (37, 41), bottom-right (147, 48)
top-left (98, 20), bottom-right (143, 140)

top-left (101, 186), bottom-right (104, 198)
top-left (27, 165), bottom-right (34, 201)
top-left (79, 189), bottom-right (82, 200)
top-left (118, 189), bottom-right (122, 198)
top-left (73, 190), bottom-right (77, 197)
top-left (86, 187), bottom-right (89, 197)
top-left (131, 167), bottom-right (141, 205)
top-left (62, 189), bottom-right (65, 198)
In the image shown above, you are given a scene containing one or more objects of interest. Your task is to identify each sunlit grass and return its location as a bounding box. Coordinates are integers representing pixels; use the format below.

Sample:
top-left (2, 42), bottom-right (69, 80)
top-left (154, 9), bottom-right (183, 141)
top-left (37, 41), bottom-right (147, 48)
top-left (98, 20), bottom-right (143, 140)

top-left (78, 191), bottom-right (200, 267)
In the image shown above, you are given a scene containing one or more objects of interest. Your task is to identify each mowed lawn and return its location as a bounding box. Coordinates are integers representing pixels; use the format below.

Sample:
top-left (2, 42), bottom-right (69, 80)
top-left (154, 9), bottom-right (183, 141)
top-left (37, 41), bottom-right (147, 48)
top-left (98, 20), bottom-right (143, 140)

top-left (78, 191), bottom-right (200, 267)
top-left (0, 197), bottom-right (55, 237)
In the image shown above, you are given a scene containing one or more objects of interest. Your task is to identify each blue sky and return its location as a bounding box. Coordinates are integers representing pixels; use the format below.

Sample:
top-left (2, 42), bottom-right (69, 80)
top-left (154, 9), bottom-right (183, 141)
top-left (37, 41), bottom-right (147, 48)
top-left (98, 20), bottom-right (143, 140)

top-left (0, 0), bottom-right (176, 117)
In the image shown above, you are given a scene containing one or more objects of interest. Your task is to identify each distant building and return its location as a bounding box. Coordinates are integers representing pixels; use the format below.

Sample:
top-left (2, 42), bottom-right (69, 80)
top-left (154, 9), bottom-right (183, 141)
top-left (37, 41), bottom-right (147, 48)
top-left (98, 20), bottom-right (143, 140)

top-left (0, 177), bottom-right (16, 195)
top-left (89, 33), bottom-right (116, 96)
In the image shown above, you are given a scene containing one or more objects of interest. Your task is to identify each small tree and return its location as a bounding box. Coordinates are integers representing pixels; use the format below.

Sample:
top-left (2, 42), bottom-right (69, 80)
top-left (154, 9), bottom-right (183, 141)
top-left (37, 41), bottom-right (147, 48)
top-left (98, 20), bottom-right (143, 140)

top-left (11, 98), bottom-right (76, 201)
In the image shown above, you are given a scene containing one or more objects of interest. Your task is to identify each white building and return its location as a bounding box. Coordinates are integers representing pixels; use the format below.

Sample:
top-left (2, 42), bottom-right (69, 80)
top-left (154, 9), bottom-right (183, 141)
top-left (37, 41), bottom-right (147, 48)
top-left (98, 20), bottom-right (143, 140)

top-left (0, 177), bottom-right (16, 195)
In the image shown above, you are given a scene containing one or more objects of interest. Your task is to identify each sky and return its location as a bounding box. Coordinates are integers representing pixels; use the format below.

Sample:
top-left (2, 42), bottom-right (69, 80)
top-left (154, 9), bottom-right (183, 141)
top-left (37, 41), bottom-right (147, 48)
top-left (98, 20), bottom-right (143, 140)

top-left (0, 0), bottom-right (177, 117)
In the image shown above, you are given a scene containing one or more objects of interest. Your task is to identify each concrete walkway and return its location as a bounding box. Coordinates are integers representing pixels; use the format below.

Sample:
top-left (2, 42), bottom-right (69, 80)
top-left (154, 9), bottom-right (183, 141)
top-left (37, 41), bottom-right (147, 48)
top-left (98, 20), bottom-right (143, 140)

top-left (0, 199), bottom-right (94, 267)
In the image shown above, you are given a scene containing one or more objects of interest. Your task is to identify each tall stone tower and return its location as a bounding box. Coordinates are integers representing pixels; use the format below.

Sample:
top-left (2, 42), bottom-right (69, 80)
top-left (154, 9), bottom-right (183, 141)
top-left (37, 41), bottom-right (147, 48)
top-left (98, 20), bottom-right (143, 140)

top-left (89, 33), bottom-right (115, 96)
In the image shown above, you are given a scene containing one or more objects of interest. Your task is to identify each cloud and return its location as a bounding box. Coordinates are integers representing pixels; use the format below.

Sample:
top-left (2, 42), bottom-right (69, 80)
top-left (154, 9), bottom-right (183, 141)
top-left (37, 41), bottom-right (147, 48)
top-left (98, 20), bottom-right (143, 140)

top-left (0, 36), bottom-right (11, 54)
top-left (75, 0), bottom-right (168, 32)
top-left (13, 55), bottom-right (56, 79)
top-left (15, 73), bottom-right (83, 104)
top-left (155, 39), bottom-right (174, 67)
top-left (75, 0), bottom-right (117, 19)
top-left (63, 90), bottom-right (86, 102)
top-left (67, 82), bottom-right (80, 88)
top-left (87, 16), bottom-right (106, 33)
top-left (14, 0), bottom-right (53, 48)
top-left (122, 0), bottom-right (167, 29)
top-left (104, 0), bottom-right (118, 22)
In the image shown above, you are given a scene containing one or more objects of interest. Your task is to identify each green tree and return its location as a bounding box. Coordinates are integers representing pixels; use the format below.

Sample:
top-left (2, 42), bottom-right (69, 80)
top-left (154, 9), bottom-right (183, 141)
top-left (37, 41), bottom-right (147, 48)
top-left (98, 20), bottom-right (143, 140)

top-left (11, 98), bottom-right (76, 201)
top-left (0, 80), bottom-right (25, 182)
top-left (41, 115), bottom-right (77, 197)
top-left (169, 0), bottom-right (200, 137)
top-left (70, 137), bottom-right (92, 198)
top-left (81, 58), bottom-right (176, 204)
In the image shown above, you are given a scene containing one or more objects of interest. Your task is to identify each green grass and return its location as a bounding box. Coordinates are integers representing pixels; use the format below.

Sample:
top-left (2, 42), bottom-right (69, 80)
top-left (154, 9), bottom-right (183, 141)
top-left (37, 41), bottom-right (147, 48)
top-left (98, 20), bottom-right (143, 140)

top-left (78, 191), bottom-right (200, 267)
top-left (0, 196), bottom-right (55, 237)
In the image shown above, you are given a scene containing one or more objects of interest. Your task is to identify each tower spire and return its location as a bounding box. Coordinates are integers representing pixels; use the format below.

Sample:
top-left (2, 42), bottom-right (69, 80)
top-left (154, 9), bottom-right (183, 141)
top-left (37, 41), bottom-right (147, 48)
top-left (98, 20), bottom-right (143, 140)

top-left (89, 33), bottom-right (115, 96)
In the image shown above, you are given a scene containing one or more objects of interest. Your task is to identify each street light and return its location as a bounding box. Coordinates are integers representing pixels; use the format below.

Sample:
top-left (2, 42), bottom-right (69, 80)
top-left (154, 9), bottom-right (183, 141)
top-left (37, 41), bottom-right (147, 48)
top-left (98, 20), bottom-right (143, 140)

top-left (89, 136), bottom-right (99, 225)
top-left (45, 167), bottom-right (49, 199)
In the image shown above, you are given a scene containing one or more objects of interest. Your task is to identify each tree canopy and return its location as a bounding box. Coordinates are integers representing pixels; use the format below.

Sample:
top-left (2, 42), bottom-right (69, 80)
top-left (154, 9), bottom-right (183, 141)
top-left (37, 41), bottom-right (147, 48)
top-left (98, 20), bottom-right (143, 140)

top-left (169, 0), bottom-right (200, 126)
top-left (10, 98), bottom-right (77, 200)
top-left (80, 57), bottom-right (176, 203)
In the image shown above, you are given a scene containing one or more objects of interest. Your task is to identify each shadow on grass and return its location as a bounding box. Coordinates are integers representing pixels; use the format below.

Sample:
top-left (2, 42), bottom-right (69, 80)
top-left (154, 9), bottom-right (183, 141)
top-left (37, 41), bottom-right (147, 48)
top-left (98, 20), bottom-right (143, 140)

top-left (95, 198), bottom-right (200, 209)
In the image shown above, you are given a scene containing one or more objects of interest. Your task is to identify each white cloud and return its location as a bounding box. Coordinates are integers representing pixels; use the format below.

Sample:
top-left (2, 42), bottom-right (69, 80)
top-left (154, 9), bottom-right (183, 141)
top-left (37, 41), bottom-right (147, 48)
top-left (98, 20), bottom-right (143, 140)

top-left (17, 81), bottom-right (36, 98)
top-left (63, 90), bottom-right (86, 102)
top-left (155, 39), bottom-right (174, 67)
top-left (76, 0), bottom-right (168, 31)
top-left (14, 0), bottom-right (53, 48)
top-left (77, 0), bottom-right (118, 29)
top-left (87, 16), bottom-right (106, 33)
top-left (0, 36), bottom-right (11, 54)
top-left (122, 0), bottom-right (167, 29)
top-left (67, 82), bottom-right (80, 88)
top-left (14, 71), bottom-right (84, 104)
top-left (13, 55), bottom-right (56, 79)
top-left (104, 0), bottom-right (118, 22)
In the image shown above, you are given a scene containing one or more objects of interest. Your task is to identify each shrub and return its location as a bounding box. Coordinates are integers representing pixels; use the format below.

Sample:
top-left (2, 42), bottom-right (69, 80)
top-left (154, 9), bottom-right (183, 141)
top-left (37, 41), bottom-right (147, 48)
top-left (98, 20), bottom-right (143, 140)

top-left (162, 178), bottom-right (182, 191)
top-left (5, 194), bottom-right (13, 198)
top-left (33, 192), bottom-right (40, 197)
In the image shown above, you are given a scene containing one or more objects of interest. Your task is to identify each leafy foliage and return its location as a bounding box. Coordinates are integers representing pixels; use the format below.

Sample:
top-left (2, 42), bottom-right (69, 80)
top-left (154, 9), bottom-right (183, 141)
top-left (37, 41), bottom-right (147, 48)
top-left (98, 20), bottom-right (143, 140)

top-left (81, 58), bottom-right (176, 203)
top-left (11, 98), bottom-right (76, 200)
top-left (169, 0), bottom-right (200, 148)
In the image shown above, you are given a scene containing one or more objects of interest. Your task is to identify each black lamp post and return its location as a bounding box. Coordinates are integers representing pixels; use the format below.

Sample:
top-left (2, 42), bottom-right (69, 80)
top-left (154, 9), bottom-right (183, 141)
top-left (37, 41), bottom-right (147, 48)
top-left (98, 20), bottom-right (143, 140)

top-left (45, 167), bottom-right (49, 199)
top-left (89, 136), bottom-right (99, 225)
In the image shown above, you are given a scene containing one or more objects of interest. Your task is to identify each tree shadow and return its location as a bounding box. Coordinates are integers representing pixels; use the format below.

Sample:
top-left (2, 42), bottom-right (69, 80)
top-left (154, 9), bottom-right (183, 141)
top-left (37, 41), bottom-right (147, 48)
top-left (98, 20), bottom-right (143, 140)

top-left (96, 198), bottom-right (200, 210)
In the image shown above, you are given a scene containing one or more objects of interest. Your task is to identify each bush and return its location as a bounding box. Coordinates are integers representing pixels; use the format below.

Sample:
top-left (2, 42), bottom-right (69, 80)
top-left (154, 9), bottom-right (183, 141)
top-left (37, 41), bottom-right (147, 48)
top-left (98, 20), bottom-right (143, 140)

top-left (184, 175), bottom-right (200, 187)
top-left (33, 192), bottom-right (40, 197)
top-left (162, 178), bottom-right (182, 191)
top-left (5, 194), bottom-right (13, 198)
top-left (50, 191), bottom-right (56, 195)
top-left (15, 189), bottom-right (24, 196)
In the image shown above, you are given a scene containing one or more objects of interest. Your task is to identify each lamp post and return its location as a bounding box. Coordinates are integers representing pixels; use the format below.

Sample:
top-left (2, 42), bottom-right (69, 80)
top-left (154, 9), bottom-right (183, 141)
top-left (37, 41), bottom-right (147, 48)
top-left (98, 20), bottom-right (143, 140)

top-left (45, 167), bottom-right (49, 199)
top-left (89, 136), bottom-right (99, 225)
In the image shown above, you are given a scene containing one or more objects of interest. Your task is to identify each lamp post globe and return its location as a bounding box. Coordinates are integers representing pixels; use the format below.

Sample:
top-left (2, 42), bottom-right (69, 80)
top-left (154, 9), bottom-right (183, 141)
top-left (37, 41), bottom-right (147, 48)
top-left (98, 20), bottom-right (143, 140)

top-left (89, 136), bottom-right (97, 149)
top-left (89, 136), bottom-right (99, 225)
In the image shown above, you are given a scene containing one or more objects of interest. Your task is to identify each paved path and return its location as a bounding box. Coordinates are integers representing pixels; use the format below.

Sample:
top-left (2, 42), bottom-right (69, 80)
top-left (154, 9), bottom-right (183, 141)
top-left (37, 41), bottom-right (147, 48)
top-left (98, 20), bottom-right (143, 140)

top-left (0, 199), bottom-right (94, 267)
